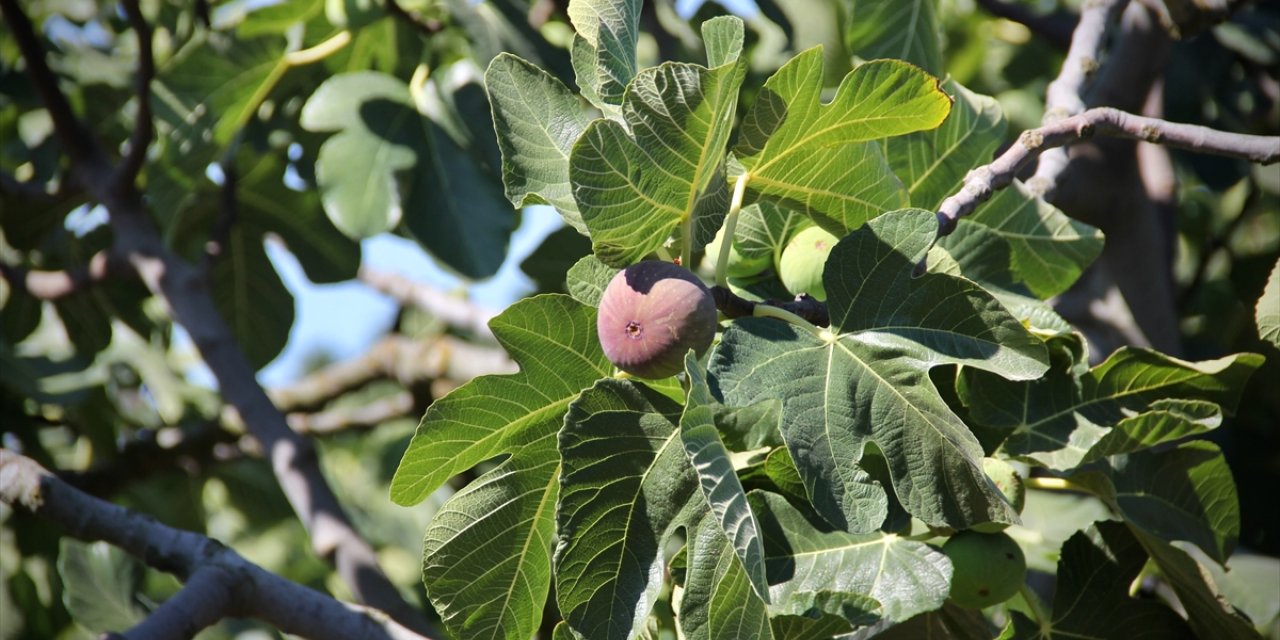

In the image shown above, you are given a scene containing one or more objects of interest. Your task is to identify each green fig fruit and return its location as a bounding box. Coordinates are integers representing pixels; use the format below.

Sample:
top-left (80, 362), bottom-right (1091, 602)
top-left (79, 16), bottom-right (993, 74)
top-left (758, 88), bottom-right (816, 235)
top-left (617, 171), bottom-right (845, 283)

top-left (778, 226), bottom-right (839, 301)
top-left (942, 530), bottom-right (1027, 609)
top-left (597, 260), bottom-right (718, 379)
top-left (704, 224), bottom-right (771, 278)
top-left (972, 458), bottom-right (1027, 533)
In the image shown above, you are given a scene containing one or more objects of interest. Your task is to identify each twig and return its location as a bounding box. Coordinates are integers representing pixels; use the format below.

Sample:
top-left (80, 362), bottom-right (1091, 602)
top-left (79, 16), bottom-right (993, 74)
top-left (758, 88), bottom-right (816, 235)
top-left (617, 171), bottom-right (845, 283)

top-left (0, 250), bottom-right (130, 300)
top-left (935, 107), bottom-right (1280, 234)
top-left (271, 334), bottom-right (514, 412)
top-left (116, 0), bottom-right (154, 187)
top-left (0, 450), bottom-right (433, 640)
top-left (1025, 0), bottom-right (1130, 201)
top-left (974, 0), bottom-right (1075, 50)
top-left (711, 286), bottom-right (830, 327)
top-left (0, 170), bottom-right (56, 201)
top-left (359, 267), bottom-right (499, 341)
top-left (61, 421), bottom-right (241, 497)
top-left (288, 391), bottom-right (418, 435)
top-left (0, 2), bottom-right (435, 633)
top-left (384, 0), bottom-right (443, 36)
top-left (204, 158), bottom-right (239, 269)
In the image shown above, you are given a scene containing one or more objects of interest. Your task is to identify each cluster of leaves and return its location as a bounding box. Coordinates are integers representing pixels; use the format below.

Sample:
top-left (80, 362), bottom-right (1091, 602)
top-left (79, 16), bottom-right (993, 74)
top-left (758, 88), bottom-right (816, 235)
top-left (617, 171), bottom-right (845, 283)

top-left (386, 1), bottom-right (1280, 639)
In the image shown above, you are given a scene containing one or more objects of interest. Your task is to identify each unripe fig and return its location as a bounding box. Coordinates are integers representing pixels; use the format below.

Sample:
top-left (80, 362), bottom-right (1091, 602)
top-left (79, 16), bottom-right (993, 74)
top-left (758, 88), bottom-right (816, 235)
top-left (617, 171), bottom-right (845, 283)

top-left (942, 530), bottom-right (1026, 609)
top-left (597, 261), bottom-right (718, 379)
top-left (778, 226), bottom-right (839, 301)
top-left (972, 457), bottom-right (1027, 533)
top-left (704, 225), bottom-right (770, 278)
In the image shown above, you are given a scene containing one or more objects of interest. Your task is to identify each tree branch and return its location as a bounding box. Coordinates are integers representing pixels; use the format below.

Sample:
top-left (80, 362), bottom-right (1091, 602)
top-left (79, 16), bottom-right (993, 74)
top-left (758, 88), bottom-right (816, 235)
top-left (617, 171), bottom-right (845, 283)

top-left (974, 0), bottom-right (1075, 50)
top-left (288, 391), bottom-right (418, 435)
top-left (0, 449), bottom-right (433, 640)
top-left (359, 267), bottom-right (499, 341)
top-left (116, 0), bottom-right (154, 187)
top-left (711, 286), bottom-right (830, 328)
top-left (1025, 0), bottom-right (1130, 201)
top-left (0, 2), bottom-right (435, 633)
top-left (271, 334), bottom-right (514, 412)
top-left (935, 107), bottom-right (1280, 234)
top-left (0, 250), bottom-right (131, 300)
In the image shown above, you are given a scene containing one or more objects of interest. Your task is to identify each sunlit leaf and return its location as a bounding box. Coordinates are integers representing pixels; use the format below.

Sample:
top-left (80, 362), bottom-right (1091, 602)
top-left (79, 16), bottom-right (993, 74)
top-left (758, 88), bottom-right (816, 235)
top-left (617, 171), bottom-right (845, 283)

top-left (1258, 258), bottom-right (1280, 349)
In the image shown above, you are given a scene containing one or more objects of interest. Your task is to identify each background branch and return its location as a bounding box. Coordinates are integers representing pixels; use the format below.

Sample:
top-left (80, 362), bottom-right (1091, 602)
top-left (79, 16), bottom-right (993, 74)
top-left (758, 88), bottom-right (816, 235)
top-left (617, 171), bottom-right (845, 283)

top-left (359, 267), bottom-right (499, 341)
top-left (0, 251), bottom-right (130, 300)
top-left (974, 0), bottom-right (1075, 49)
top-left (0, 450), bottom-right (432, 640)
top-left (935, 107), bottom-right (1278, 233)
top-left (116, 0), bottom-right (154, 187)
top-left (0, 1), bottom-right (435, 633)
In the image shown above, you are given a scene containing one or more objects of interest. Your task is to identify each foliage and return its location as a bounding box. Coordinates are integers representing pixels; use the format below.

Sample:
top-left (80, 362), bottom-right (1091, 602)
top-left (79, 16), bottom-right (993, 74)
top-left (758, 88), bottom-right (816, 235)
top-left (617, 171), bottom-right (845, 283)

top-left (1, 0), bottom-right (1278, 639)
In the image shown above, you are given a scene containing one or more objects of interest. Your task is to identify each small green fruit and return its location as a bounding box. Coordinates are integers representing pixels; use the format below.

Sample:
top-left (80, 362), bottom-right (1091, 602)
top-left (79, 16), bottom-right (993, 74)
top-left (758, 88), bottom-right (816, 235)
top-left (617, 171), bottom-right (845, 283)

top-left (972, 457), bottom-right (1027, 532)
top-left (942, 530), bottom-right (1027, 609)
top-left (778, 226), bottom-right (839, 301)
top-left (596, 261), bottom-right (718, 379)
top-left (704, 225), bottom-right (770, 278)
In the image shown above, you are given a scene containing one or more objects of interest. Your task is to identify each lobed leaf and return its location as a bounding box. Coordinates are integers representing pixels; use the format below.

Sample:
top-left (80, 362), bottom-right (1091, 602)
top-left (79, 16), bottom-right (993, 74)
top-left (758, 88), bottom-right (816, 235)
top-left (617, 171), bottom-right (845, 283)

top-left (711, 209), bottom-right (1048, 532)
top-left (390, 294), bottom-right (610, 506)
top-left (568, 0), bottom-right (642, 107)
top-left (680, 513), bottom-right (775, 640)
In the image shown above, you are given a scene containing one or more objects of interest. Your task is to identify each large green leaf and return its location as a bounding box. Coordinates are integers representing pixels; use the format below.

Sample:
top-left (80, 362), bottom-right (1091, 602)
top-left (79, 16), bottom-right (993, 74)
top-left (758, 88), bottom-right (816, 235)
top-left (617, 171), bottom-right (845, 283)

top-left (1258, 258), bottom-right (1280, 349)
top-left (887, 81), bottom-right (1102, 298)
top-left (1081, 399), bottom-right (1222, 462)
top-left (680, 513), bottom-right (775, 640)
top-left (486, 54), bottom-right (592, 233)
top-left (555, 378), bottom-right (699, 640)
top-left (570, 17), bottom-right (747, 266)
top-left (422, 429), bottom-right (559, 640)
top-left (961, 347), bottom-right (1263, 470)
top-left (159, 34), bottom-right (287, 147)
top-left (301, 71), bottom-right (513, 278)
top-left (751, 491), bottom-right (949, 624)
top-left (840, 0), bottom-right (943, 74)
top-left (710, 210), bottom-right (1048, 532)
top-left (734, 53), bottom-right (949, 235)
top-left (1075, 441), bottom-right (1240, 564)
top-left (681, 353), bottom-right (769, 601)
top-left (57, 540), bottom-right (145, 634)
top-left (733, 201), bottom-right (810, 269)
top-left (1005, 522), bottom-right (1193, 640)
top-left (567, 0), bottom-right (641, 107)
top-left (390, 294), bottom-right (610, 505)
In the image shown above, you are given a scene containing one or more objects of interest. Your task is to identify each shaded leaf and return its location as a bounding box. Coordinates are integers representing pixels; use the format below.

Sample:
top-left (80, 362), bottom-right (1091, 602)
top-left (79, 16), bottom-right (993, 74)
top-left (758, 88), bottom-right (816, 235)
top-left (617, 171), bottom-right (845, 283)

top-left (681, 353), bottom-right (769, 601)
top-left (733, 201), bottom-right (810, 269)
top-left (1134, 532), bottom-right (1259, 640)
top-left (680, 512), bottom-right (775, 640)
top-left (1258, 258), bottom-right (1280, 349)
top-left (1081, 399), bottom-right (1222, 462)
top-left (566, 255), bottom-right (620, 307)
top-left (555, 378), bottom-right (699, 640)
top-left (57, 540), bottom-right (145, 633)
top-left (841, 0), bottom-right (943, 74)
top-left (487, 54), bottom-right (592, 233)
top-left (568, 0), bottom-right (642, 106)
top-left (521, 225), bottom-right (594, 294)
top-left (711, 210), bottom-right (1047, 532)
top-left (391, 294), bottom-right (610, 505)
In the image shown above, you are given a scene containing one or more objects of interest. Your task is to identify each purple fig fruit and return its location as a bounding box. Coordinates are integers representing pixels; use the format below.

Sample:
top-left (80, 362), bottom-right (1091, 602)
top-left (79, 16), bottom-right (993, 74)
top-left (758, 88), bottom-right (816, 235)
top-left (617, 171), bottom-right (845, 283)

top-left (597, 260), bottom-right (718, 379)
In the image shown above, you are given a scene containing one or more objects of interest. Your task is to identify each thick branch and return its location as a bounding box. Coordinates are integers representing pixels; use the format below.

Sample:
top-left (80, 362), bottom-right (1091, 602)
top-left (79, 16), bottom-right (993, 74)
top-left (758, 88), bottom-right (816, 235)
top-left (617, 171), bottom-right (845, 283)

top-left (0, 450), bottom-right (432, 640)
top-left (359, 267), bottom-right (499, 341)
top-left (974, 0), bottom-right (1075, 49)
top-left (936, 107), bottom-right (1280, 233)
top-left (0, 2), bottom-right (433, 633)
top-left (0, 251), bottom-right (130, 300)
top-left (271, 334), bottom-right (514, 412)
top-left (116, 0), bottom-right (154, 186)
top-left (1026, 0), bottom-right (1130, 200)
top-left (288, 391), bottom-right (417, 435)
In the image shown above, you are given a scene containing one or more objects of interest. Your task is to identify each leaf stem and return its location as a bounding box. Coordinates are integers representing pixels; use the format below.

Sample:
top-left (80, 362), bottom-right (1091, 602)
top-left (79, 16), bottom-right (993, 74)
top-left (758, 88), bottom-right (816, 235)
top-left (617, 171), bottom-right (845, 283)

top-left (1019, 582), bottom-right (1052, 634)
top-left (715, 173), bottom-right (751, 288)
top-left (753, 304), bottom-right (821, 337)
top-left (284, 30), bottom-right (352, 66)
top-left (1024, 477), bottom-right (1084, 492)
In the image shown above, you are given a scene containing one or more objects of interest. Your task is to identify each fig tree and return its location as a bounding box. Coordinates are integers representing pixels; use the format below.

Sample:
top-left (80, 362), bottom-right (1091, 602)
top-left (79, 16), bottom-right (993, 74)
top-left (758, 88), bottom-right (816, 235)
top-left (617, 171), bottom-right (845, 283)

top-left (596, 260), bottom-right (718, 379)
top-left (941, 530), bottom-right (1027, 609)
top-left (704, 225), bottom-right (771, 278)
top-left (778, 226), bottom-right (839, 301)
top-left (972, 457), bottom-right (1027, 533)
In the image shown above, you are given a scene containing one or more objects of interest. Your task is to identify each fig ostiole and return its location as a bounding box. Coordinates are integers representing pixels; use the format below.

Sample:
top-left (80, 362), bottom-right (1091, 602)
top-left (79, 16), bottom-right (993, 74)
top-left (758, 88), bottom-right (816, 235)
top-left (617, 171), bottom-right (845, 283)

top-left (596, 260), bottom-right (718, 379)
top-left (778, 225), bottom-right (840, 301)
top-left (941, 530), bottom-right (1027, 609)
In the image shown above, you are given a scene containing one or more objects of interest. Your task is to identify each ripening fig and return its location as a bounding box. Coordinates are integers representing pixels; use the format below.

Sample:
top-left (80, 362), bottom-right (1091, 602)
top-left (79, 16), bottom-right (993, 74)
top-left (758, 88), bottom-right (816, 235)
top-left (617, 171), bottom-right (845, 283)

top-left (778, 226), bottom-right (839, 301)
top-left (704, 225), bottom-right (771, 278)
top-left (973, 457), bottom-right (1027, 532)
top-left (942, 530), bottom-right (1027, 609)
top-left (596, 260), bottom-right (718, 379)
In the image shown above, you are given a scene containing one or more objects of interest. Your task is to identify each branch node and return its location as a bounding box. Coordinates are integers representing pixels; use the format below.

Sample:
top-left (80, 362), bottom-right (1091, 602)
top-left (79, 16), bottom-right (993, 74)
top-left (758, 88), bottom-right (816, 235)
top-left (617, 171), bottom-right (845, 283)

top-left (1020, 130), bottom-right (1045, 151)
